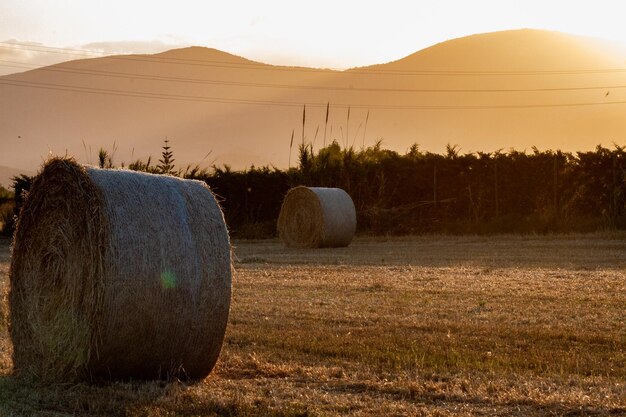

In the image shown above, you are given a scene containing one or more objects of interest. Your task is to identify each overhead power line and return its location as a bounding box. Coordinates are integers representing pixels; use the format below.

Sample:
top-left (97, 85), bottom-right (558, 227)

top-left (2, 60), bottom-right (626, 94)
top-left (4, 41), bottom-right (626, 76)
top-left (2, 78), bottom-right (626, 110)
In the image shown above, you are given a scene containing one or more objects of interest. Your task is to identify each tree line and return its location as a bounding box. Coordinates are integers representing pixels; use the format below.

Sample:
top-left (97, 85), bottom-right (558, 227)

top-left (2, 141), bottom-right (625, 238)
top-left (202, 142), bottom-right (626, 237)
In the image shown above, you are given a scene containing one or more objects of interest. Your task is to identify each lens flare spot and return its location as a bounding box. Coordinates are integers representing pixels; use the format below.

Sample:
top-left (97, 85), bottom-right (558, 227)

top-left (160, 269), bottom-right (176, 289)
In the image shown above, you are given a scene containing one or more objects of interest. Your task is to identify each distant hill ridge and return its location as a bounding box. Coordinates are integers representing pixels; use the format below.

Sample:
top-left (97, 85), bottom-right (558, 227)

top-left (150, 46), bottom-right (267, 65)
top-left (364, 29), bottom-right (626, 71)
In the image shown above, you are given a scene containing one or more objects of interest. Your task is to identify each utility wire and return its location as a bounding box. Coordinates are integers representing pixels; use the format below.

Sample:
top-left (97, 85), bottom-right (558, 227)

top-left (2, 78), bottom-right (625, 110)
top-left (2, 60), bottom-right (626, 94)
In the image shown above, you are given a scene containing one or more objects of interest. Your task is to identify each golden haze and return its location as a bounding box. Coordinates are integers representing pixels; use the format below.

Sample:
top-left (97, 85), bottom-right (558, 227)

top-left (1, 29), bottom-right (626, 175)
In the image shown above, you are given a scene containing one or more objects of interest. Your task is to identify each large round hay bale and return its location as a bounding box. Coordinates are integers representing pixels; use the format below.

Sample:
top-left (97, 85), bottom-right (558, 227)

top-left (277, 186), bottom-right (356, 248)
top-left (9, 158), bottom-right (231, 382)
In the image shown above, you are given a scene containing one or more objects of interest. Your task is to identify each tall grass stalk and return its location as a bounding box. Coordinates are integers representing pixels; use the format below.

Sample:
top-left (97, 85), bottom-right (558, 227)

top-left (363, 109), bottom-right (370, 148)
top-left (346, 106), bottom-right (351, 148)
top-left (288, 129), bottom-right (294, 169)
top-left (323, 102), bottom-right (330, 148)
top-left (351, 123), bottom-right (362, 148)
top-left (301, 104), bottom-right (306, 146)
top-left (81, 139), bottom-right (91, 165)
top-left (312, 125), bottom-right (320, 151)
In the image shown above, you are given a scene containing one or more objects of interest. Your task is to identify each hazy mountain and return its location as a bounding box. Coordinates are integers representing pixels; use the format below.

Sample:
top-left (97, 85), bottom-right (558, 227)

top-left (366, 30), bottom-right (626, 71)
top-left (2, 29), bottom-right (626, 173)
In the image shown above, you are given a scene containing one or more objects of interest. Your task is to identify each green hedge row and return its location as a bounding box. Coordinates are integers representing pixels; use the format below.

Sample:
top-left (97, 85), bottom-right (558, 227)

top-left (197, 142), bottom-right (626, 237)
top-left (6, 142), bottom-right (626, 238)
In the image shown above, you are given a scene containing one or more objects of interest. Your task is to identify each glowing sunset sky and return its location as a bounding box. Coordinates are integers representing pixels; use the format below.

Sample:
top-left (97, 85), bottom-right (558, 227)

top-left (2, 0), bottom-right (626, 70)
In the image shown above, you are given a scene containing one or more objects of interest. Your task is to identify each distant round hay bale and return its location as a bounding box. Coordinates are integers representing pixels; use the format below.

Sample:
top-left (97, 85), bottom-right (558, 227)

top-left (277, 186), bottom-right (356, 248)
top-left (9, 158), bottom-right (231, 382)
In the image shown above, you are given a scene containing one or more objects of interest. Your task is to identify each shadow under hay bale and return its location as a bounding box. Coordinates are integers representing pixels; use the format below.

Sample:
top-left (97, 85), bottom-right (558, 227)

top-left (277, 186), bottom-right (356, 248)
top-left (9, 158), bottom-right (231, 382)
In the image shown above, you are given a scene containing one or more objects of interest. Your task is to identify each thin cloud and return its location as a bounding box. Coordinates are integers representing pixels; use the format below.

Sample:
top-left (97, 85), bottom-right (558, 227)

top-left (0, 39), bottom-right (75, 76)
top-left (0, 39), bottom-right (186, 76)
top-left (80, 40), bottom-right (183, 55)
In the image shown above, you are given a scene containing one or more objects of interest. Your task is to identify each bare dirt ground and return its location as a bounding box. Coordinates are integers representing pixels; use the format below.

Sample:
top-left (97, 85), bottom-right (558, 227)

top-left (1, 234), bottom-right (625, 416)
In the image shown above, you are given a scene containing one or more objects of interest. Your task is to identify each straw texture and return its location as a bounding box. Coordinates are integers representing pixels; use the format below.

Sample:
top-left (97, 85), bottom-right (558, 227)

top-left (9, 158), bottom-right (231, 381)
top-left (277, 186), bottom-right (356, 248)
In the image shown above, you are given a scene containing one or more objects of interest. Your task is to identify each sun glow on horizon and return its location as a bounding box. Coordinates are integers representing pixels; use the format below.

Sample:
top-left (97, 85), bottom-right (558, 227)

top-left (3, 0), bottom-right (626, 71)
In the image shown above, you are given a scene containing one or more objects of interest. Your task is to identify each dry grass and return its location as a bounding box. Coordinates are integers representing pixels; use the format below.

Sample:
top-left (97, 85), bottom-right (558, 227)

top-left (1, 233), bottom-right (625, 416)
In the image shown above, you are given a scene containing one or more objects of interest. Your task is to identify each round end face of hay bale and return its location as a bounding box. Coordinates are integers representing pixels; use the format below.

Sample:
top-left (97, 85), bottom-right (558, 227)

top-left (308, 187), bottom-right (356, 248)
top-left (83, 170), bottom-right (232, 382)
top-left (277, 186), bottom-right (356, 248)
top-left (277, 186), bottom-right (324, 248)
top-left (9, 158), bottom-right (106, 381)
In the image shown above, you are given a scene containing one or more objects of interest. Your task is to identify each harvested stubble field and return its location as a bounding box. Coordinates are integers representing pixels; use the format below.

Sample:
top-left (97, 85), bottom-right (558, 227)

top-left (0, 233), bottom-right (625, 416)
